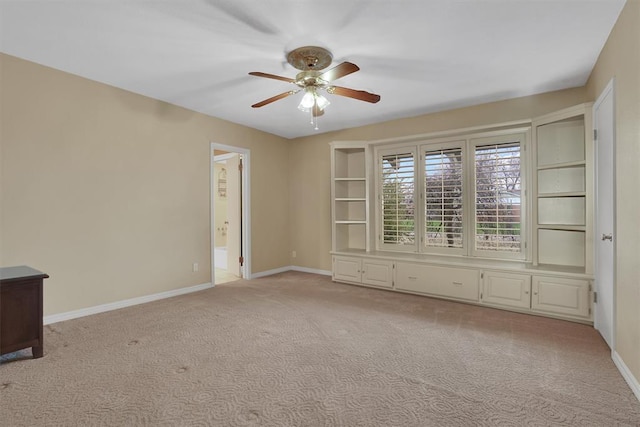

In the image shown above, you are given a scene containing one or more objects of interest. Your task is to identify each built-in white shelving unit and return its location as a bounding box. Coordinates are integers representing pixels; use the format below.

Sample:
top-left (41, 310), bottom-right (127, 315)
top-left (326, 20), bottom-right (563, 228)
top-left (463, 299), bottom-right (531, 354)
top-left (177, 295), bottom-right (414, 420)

top-left (532, 104), bottom-right (593, 274)
top-left (331, 143), bottom-right (370, 252)
top-left (329, 104), bottom-right (595, 324)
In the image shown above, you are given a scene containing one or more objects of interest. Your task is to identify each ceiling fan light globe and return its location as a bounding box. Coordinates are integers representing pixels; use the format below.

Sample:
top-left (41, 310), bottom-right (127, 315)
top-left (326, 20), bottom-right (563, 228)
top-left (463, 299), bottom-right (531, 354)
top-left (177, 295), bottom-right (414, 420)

top-left (316, 95), bottom-right (330, 111)
top-left (298, 91), bottom-right (315, 110)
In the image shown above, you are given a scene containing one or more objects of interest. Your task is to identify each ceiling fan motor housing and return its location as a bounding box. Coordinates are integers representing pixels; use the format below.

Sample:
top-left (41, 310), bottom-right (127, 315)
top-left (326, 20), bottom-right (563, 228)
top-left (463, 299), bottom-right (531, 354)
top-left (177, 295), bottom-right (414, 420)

top-left (287, 46), bottom-right (333, 71)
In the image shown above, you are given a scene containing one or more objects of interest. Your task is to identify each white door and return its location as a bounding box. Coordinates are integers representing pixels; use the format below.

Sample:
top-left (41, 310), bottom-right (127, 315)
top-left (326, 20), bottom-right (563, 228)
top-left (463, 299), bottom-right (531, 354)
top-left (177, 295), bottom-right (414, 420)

top-left (226, 154), bottom-right (242, 277)
top-left (593, 80), bottom-right (615, 349)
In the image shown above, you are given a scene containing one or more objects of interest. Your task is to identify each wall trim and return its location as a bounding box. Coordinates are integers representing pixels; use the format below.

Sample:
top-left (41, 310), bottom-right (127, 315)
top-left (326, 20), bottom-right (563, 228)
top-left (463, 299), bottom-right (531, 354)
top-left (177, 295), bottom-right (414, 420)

top-left (44, 282), bottom-right (213, 325)
top-left (250, 265), bottom-right (332, 279)
top-left (250, 266), bottom-right (292, 279)
top-left (612, 350), bottom-right (640, 402)
top-left (291, 265), bottom-right (332, 276)
top-left (43, 268), bottom-right (332, 325)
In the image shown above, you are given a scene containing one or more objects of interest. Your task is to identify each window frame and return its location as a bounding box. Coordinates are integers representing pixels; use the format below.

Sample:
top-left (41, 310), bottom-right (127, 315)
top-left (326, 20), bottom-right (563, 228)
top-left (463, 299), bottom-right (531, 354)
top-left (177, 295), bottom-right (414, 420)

top-left (376, 145), bottom-right (418, 252)
top-left (470, 133), bottom-right (528, 260)
top-left (420, 140), bottom-right (468, 256)
top-left (374, 128), bottom-right (529, 261)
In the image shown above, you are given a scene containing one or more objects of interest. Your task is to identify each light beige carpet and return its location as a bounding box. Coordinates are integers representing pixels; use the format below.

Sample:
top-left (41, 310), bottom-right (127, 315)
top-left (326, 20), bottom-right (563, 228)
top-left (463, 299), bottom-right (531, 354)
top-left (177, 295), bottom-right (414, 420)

top-left (1, 271), bottom-right (639, 426)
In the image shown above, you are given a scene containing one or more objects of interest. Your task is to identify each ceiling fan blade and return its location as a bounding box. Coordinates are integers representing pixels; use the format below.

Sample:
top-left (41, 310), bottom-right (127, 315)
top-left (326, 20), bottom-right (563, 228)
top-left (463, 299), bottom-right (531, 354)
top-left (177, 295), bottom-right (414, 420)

top-left (251, 90), bottom-right (298, 108)
top-left (327, 86), bottom-right (381, 103)
top-left (318, 62), bottom-right (360, 82)
top-left (248, 72), bottom-right (296, 84)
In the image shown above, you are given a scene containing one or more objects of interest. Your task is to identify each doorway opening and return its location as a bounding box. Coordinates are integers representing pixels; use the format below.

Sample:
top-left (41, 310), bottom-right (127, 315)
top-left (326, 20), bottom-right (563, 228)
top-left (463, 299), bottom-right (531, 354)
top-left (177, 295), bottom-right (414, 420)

top-left (211, 143), bottom-right (251, 285)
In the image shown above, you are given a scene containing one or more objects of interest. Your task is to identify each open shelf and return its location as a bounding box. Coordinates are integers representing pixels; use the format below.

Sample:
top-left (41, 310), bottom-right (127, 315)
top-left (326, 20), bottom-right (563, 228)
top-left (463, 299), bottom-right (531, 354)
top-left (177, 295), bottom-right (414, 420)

top-left (533, 107), bottom-right (590, 271)
top-left (332, 144), bottom-right (369, 252)
top-left (334, 148), bottom-right (366, 179)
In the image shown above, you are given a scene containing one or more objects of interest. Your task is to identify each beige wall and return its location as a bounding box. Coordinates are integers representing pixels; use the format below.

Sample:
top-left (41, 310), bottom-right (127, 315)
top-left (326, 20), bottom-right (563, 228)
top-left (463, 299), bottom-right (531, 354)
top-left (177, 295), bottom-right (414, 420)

top-left (289, 87), bottom-right (587, 271)
top-left (586, 0), bottom-right (640, 385)
top-left (0, 53), bottom-right (290, 316)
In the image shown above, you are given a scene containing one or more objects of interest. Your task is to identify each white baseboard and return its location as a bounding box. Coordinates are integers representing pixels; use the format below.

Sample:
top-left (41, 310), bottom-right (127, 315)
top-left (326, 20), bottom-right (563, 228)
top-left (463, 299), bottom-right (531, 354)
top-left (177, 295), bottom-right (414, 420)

top-left (44, 267), bottom-right (331, 324)
top-left (250, 265), bottom-right (331, 279)
top-left (250, 266), bottom-right (292, 279)
top-left (291, 265), bottom-right (332, 276)
top-left (612, 350), bottom-right (640, 402)
top-left (44, 282), bottom-right (213, 325)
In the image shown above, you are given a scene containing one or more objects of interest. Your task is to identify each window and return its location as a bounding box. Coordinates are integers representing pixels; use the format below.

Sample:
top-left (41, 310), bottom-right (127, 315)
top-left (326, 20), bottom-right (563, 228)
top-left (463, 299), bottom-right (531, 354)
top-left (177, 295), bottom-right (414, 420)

top-left (376, 130), bottom-right (527, 260)
top-left (380, 150), bottom-right (416, 249)
top-left (424, 145), bottom-right (464, 251)
top-left (474, 142), bottom-right (522, 254)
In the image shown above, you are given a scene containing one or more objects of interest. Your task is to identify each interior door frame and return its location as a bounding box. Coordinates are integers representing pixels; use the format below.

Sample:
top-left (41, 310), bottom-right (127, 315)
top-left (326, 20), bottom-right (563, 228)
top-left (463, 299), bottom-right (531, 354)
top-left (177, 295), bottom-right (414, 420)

top-left (592, 77), bottom-right (616, 349)
top-left (210, 142), bottom-right (251, 285)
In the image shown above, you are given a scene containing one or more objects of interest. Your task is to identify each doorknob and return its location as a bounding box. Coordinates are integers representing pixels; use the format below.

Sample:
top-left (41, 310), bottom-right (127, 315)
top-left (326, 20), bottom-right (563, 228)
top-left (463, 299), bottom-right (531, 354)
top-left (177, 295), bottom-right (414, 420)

top-left (601, 234), bottom-right (613, 241)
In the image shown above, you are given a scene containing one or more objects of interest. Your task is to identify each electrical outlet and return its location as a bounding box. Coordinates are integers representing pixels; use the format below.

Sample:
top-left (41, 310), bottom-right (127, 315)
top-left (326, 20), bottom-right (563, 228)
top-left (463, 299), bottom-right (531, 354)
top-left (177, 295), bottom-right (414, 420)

top-left (192, 262), bottom-right (199, 272)
top-left (292, 251), bottom-right (297, 258)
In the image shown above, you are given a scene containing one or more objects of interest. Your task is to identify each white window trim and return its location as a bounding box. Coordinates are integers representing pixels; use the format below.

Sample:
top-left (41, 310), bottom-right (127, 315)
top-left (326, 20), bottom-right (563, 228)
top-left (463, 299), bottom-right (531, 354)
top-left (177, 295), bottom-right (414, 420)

top-left (470, 132), bottom-right (529, 261)
top-left (376, 145), bottom-right (418, 252)
top-left (419, 139), bottom-right (467, 256)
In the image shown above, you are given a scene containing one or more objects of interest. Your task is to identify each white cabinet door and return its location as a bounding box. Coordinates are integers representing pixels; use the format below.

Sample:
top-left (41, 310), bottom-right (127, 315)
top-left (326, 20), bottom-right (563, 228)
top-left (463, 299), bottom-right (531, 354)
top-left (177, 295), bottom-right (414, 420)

top-left (532, 276), bottom-right (590, 318)
top-left (482, 271), bottom-right (531, 309)
top-left (396, 263), bottom-right (479, 301)
top-left (361, 259), bottom-right (393, 288)
top-left (333, 256), bottom-right (362, 283)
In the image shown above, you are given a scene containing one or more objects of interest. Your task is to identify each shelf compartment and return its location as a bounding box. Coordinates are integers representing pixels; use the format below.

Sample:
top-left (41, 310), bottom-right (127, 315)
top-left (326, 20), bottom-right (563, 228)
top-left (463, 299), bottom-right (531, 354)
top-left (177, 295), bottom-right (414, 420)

top-left (335, 200), bottom-right (366, 222)
top-left (335, 223), bottom-right (366, 251)
top-left (538, 229), bottom-right (585, 268)
top-left (536, 117), bottom-right (585, 167)
top-left (537, 166), bottom-right (585, 194)
top-left (538, 197), bottom-right (585, 226)
top-left (334, 148), bottom-right (366, 179)
top-left (334, 180), bottom-right (366, 199)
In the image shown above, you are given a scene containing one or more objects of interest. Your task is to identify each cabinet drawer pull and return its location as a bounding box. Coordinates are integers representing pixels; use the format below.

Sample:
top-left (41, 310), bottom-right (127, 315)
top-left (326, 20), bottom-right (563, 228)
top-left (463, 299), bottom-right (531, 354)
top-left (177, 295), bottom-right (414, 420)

top-left (408, 276), bottom-right (417, 280)
top-left (452, 281), bottom-right (463, 286)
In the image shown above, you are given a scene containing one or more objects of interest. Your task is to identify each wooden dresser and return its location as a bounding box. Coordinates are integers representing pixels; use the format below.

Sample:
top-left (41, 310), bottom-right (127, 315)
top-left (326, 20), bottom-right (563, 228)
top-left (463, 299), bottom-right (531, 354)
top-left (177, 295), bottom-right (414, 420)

top-left (0, 266), bottom-right (49, 358)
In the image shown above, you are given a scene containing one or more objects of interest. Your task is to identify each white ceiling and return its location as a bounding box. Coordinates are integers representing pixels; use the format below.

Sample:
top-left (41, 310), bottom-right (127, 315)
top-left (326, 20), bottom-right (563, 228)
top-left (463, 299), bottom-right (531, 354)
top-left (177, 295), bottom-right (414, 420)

top-left (0, 1), bottom-right (626, 139)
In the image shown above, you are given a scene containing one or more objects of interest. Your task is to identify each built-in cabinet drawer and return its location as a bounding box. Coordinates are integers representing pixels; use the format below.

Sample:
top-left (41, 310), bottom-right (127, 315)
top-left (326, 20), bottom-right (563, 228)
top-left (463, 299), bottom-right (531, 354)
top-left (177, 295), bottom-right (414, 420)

top-left (332, 256), bottom-right (393, 288)
top-left (532, 275), bottom-right (590, 318)
top-left (396, 262), bottom-right (479, 302)
top-left (482, 271), bottom-right (531, 309)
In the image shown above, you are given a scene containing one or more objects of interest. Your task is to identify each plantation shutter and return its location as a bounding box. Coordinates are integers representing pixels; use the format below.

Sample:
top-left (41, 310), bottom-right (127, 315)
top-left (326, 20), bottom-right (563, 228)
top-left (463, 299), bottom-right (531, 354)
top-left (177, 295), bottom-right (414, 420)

top-left (474, 142), bottom-right (522, 253)
top-left (424, 146), bottom-right (464, 250)
top-left (380, 150), bottom-right (415, 248)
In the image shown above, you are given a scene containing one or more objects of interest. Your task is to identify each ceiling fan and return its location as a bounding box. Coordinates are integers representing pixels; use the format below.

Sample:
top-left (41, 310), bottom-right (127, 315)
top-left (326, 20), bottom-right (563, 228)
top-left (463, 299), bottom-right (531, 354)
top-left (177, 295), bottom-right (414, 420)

top-left (249, 46), bottom-right (380, 125)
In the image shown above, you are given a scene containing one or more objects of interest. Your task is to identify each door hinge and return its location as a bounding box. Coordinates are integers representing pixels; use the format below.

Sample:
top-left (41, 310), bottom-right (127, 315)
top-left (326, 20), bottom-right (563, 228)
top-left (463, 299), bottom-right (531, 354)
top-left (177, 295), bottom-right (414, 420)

top-left (239, 256), bottom-right (244, 266)
top-left (593, 129), bottom-right (598, 140)
top-left (239, 159), bottom-right (243, 171)
top-left (593, 291), bottom-right (598, 303)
